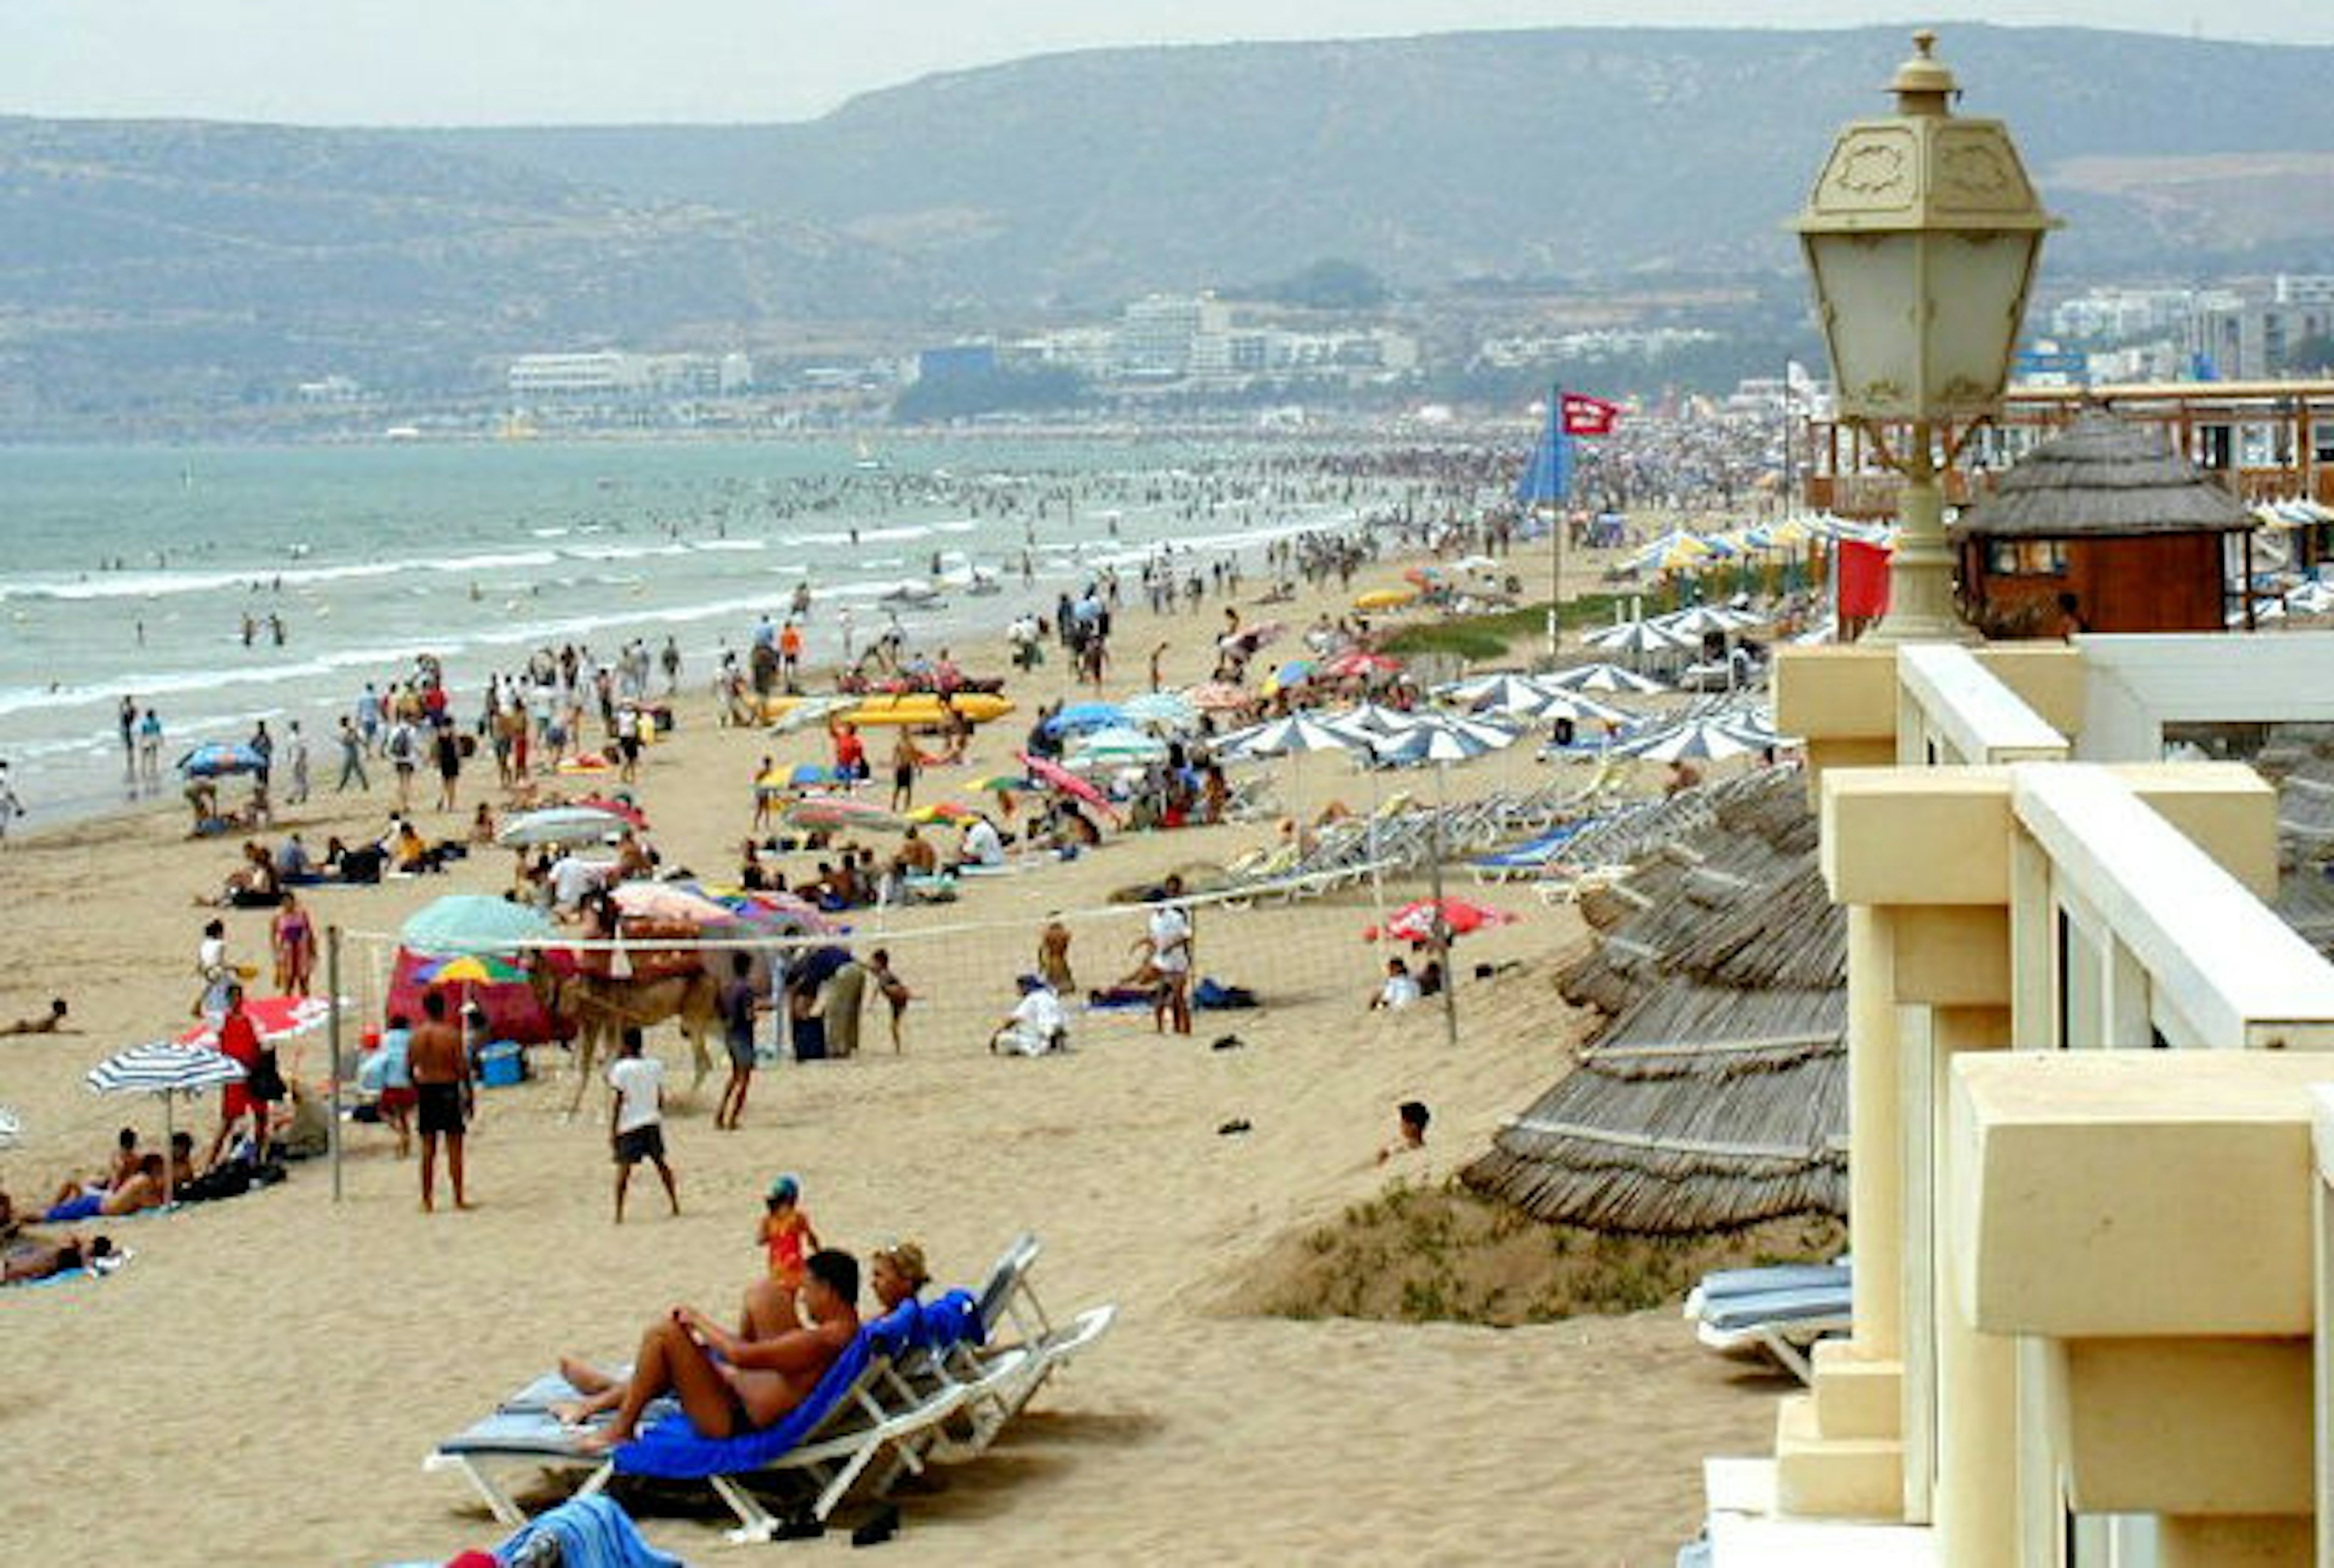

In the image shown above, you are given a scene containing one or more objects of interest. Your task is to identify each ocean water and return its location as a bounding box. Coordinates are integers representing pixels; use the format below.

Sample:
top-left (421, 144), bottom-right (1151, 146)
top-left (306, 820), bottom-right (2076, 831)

top-left (0, 437), bottom-right (1383, 824)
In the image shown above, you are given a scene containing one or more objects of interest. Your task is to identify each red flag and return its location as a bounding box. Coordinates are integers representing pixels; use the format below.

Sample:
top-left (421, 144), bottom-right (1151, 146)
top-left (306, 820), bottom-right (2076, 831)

top-left (1837, 539), bottom-right (1893, 620)
top-left (1559, 392), bottom-right (1621, 437)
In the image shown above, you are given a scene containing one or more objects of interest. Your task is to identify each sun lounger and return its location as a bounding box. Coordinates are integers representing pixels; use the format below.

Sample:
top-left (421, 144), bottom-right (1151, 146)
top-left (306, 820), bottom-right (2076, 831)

top-left (427, 1301), bottom-right (994, 1541)
top-left (1468, 821), bottom-right (1589, 884)
top-left (1684, 1262), bottom-right (1852, 1384)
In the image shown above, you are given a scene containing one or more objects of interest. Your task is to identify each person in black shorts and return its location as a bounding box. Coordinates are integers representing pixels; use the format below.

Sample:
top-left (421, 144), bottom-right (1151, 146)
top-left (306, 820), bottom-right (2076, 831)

top-left (607, 1026), bottom-right (678, 1222)
top-left (408, 988), bottom-right (473, 1212)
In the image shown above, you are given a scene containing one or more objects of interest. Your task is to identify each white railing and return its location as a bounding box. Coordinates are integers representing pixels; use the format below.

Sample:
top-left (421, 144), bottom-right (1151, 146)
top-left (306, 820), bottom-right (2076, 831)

top-left (1896, 644), bottom-right (2068, 768)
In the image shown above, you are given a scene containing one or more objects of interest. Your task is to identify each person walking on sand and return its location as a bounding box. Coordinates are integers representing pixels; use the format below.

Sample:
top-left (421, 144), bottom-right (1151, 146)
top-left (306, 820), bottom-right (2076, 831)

top-left (283, 720), bottom-right (311, 805)
top-left (433, 718), bottom-right (463, 811)
top-left (409, 989), bottom-right (473, 1212)
top-left (607, 1026), bottom-right (679, 1222)
top-left (869, 947), bottom-right (912, 1051)
top-left (888, 730), bottom-right (923, 813)
top-left (335, 715), bottom-right (369, 793)
top-left (715, 952), bottom-right (762, 1132)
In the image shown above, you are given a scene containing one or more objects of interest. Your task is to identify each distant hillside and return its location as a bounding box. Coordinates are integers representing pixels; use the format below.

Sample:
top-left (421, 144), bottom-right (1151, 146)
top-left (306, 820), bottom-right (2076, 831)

top-left (425, 24), bottom-right (2334, 304)
top-left (0, 117), bottom-right (914, 419)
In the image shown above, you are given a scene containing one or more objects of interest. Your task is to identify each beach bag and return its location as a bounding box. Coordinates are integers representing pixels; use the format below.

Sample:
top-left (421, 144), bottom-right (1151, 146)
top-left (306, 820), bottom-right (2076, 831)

top-left (248, 1047), bottom-right (287, 1103)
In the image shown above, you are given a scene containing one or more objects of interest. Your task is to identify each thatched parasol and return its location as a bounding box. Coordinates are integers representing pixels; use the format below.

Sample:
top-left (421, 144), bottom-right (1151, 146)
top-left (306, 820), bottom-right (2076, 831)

top-left (1950, 410), bottom-right (2256, 541)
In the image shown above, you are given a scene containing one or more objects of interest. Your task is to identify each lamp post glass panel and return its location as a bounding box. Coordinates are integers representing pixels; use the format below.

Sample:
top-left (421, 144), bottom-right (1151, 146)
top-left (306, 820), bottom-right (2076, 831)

top-left (1792, 30), bottom-right (2059, 644)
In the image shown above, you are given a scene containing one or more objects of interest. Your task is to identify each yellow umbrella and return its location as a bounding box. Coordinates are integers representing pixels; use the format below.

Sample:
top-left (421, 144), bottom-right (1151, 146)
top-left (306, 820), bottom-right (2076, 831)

top-left (1354, 587), bottom-right (1417, 611)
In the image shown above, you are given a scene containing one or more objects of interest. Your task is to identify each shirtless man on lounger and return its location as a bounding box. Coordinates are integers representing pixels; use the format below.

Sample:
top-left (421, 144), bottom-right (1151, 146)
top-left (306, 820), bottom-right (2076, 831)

top-left (551, 1248), bottom-right (862, 1454)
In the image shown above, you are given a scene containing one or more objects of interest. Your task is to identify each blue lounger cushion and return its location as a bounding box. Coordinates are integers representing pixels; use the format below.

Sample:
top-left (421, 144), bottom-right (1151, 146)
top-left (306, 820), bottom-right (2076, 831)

top-left (1698, 1287), bottom-right (1852, 1333)
top-left (1695, 1264), bottom-right (1851, 1304)
top-left (1474, 823), bottom-right (1586, 867)
top-left (611, 1301), bottom-right (920, 1482)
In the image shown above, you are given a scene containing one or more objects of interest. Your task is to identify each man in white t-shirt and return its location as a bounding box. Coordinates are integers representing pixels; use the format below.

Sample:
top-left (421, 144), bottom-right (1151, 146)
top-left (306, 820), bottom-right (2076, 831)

top-left (990, 975), bottom-right (1069, 1057)
top-left (605, 1026), bottom-right (678, 1222)
top-left (1146, 874), bottom-right (1194, 1036)
top-left (957, 815), bottom-right (1006, 870)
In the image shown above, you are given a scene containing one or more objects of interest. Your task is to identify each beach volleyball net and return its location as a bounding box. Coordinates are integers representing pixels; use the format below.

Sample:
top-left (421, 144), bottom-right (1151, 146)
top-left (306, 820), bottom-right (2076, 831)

top-left (330, 860), bottom-right (1416, 1084)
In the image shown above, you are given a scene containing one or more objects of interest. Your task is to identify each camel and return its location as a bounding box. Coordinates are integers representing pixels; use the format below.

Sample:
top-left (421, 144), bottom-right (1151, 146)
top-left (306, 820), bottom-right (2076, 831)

top-left (537, 968), bottom-right (721, 1117)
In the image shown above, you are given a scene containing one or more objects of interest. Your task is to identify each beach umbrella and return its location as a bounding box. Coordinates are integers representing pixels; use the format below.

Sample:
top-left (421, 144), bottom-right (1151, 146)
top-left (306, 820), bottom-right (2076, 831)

top-left (786, 763), bottom-right (841, 789)
top-left (1542, 661), bottom-right (1670, 695)
top-left (495, 805), bottom-right (633, 850)
top-left (1070, 725), bottom-right (1169, 763)
top-left (1369, 720), bottom-right (1513, 1049)
top-left (86, 1042), bottom-right (247, 1203)
top-left (1622, 718), bottom-right (1763, 763)
top-left (1018, 751), bottom-right (1119, 822)
top-left (1586, 619), bottom-right (1693, 658)
top-left (570, 795), bottom-right (650, 829)
top-left (611, 882), bottom-right (738, 928)
top-left (174, 994), bottom-right (334, 1050)
top-left (1223, 714), bottom-right (1359, 761)
top-left (1367, 897), bottom-right (1520, 943)
top-left (966, 773), bottom-right (1036, 795)
top-left (1522, 690), bottom-right (1636, 730)
top-left (1321, 650), bottom-right (1405, 682)
top-left (784, 796), bottom-right (906, 833)
top-left (177, 741), bottom-right (265, 778)
top-left (1122, 691), bottom-right (1198, 732)
top-left (1239, 621), bottom-right (1287, 650)
top-left (1263, 658), bottom-right (1316, 695)
top-left (906, 800), bottom-right (979, 825)
top-left (1354, 587), bottom-right (1418, 612)
top-left (1041, 702), bottom-right (1127, 737)
top-left (1443, 670), bottom-right (1542, 705)
top-left (401, 894), bottom-right (558, 957)
top-left (1320, 701), bottom-right (1422, 744)
top-left (700, 887), bottom-right (833, 936)
top-left (1184, 681), bottom-right (1251, 713)
top-left (1454, 674), bottom-right (1559, 718)
top-left (413, 954), bottom-right (529, 987)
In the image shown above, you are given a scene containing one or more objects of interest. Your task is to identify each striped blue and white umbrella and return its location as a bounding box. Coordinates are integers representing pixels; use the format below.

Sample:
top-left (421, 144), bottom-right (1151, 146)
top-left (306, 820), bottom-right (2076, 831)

top-left (87, 1042), bottom-right (247, 1097)
top-left (86, 1042), bottom-right (247, 1201)
top-left (1542, 662), bottom-right (1670, 696)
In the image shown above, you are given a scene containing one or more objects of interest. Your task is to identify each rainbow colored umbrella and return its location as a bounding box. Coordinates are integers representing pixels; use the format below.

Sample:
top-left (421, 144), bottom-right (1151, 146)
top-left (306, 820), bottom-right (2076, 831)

top-left (414, 954), bottom-right (528, 986)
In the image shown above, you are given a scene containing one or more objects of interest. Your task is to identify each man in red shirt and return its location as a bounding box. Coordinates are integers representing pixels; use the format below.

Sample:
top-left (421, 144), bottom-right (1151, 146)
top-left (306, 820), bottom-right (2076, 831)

top-left (208, 984), bottom-right (266, 1165)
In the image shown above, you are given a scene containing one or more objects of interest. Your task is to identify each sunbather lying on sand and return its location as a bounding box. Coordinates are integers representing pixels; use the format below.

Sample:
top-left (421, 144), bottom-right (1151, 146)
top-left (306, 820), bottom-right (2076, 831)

top-left (44, 1155), bottom-right (166, 1222)
top-left (0, 998), bottom-right (69, 1036)
top-left (4, 1233), bottom-right (114, 1285)
top-left (548, 1248), bottom-right (863, 1454)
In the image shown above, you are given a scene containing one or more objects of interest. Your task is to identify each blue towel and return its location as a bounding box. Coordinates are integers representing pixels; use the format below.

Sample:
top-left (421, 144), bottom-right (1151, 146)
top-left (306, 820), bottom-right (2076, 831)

top-left (612, 1303), bottom-right (918, 1482)
top-left (916, 1290), bottom-right (982, 1352)
top-left (493, 1495), bottom-right (682, 1568)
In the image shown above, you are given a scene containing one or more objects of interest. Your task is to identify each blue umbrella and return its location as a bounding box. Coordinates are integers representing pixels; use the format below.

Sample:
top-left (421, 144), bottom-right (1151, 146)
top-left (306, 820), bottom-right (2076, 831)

top-left (401, 895), bottom-right (558, 956)
top-left (1041, 702), bottom-right (1127, 737)
top-left (177, 741), bottom-right (265, 778)
top-left (788, 763), bottom-right (839, 788)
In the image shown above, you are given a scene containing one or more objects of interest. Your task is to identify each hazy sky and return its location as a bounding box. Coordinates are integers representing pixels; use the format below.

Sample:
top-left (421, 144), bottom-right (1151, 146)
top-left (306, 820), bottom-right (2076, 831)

top-left (5, 1), bottom-right (2329, 125)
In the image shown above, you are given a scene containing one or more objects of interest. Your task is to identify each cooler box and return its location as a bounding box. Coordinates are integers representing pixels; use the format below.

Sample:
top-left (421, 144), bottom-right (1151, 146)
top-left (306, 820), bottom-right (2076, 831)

top-left (478, 1040), bottom-right (526, 1088)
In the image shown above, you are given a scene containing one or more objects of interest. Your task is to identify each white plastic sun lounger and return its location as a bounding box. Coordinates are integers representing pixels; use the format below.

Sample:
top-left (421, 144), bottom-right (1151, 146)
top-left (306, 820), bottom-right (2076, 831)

top-left (1685, 1264), bottom-right (1853, 1384)
top-left (427, 1332), bottom-right (995, 1541)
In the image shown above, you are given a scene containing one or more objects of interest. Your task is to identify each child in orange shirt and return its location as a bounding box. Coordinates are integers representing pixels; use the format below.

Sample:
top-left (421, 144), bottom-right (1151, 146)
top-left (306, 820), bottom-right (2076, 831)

top-left (759, 1174), bottom-right (821, 1289)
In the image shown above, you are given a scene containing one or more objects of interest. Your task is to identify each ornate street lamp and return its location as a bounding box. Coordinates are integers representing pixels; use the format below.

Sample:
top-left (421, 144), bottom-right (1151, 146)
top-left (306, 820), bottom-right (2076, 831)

top-left (1792, 30), bottom-right (2060, 642)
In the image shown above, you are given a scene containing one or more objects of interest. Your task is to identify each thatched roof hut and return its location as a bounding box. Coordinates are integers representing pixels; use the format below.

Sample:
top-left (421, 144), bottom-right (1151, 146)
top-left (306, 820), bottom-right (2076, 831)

top-left (1953, 411), bottom-right (2257, 540)
top-left (1949, 409), bottom-right (2257, 636)
top-left (1464, 767), bottom-right (1847, 1234)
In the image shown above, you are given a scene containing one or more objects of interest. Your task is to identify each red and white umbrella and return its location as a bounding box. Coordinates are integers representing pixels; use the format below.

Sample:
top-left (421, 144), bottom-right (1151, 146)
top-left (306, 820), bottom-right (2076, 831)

top-left (174, 994), bottom-right (334, 1050)
top-left (1019, 751), bottom-right (1118, 821)
top-left (1321, 650), bottom-right (1405, 681)
top-left (1366, 898), bottom-right (1521, 944)
top-left (1184, 682), bottom-right (1251, 713)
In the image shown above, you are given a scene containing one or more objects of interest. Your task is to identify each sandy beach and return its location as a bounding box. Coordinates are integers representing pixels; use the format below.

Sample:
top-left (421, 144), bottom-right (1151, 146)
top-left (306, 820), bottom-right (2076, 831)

top-left (0, 538), bottom-right (1786, 1566)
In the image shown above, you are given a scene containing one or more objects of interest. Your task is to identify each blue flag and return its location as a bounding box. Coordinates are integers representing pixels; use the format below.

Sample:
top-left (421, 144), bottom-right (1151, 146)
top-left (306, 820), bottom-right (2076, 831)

top-left (1515, 394), bottom-right (1571, 509)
